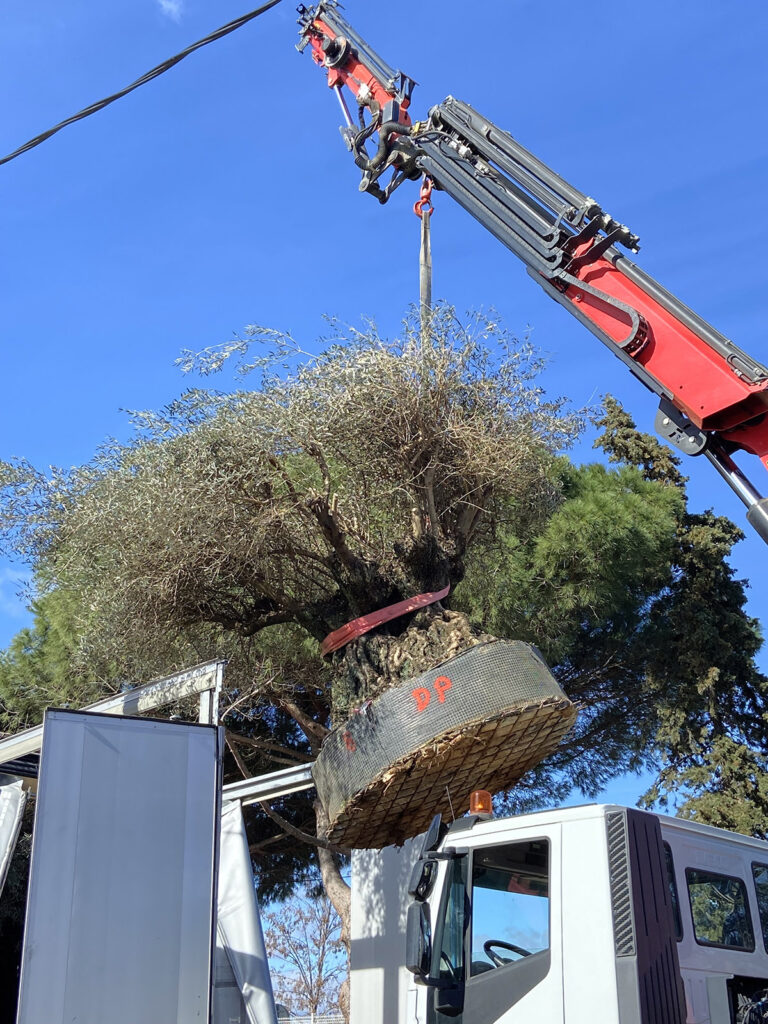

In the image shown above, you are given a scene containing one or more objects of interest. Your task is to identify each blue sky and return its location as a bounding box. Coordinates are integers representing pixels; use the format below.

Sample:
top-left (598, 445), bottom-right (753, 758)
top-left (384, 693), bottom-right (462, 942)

top-left (2, 0), bottom-right (767, 803)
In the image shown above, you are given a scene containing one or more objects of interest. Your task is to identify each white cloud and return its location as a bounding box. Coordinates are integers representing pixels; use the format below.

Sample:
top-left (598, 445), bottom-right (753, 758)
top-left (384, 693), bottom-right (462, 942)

top-left (157, 0), bottom-right (184, 21)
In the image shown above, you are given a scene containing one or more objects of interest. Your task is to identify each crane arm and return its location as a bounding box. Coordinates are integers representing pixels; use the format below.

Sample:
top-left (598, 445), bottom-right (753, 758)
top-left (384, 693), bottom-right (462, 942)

top-left (297, 1), bottom-right (768, 544)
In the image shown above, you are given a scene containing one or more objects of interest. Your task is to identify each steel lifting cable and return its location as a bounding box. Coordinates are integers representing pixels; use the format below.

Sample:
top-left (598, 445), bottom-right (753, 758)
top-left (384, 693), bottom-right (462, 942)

top-left (318, 178), bottom-right (444, 660)
top-left (414, 176), bottom-right (434, 344)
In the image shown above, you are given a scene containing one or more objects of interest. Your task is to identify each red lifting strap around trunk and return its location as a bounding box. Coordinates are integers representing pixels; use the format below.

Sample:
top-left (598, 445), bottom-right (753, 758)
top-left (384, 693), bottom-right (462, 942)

top-left (321, 584), bottom-right (451, 657)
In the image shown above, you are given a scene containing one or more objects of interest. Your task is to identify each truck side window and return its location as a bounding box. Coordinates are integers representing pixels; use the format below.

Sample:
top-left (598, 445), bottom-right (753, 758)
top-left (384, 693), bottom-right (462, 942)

top-left (686, 868), bottom-right (755, 951)
top-left (663, 842), bottom-right (683, 940)
top-left (431, 856), bottom-right (468, 984)
top-left (751, 863), bottom-right (768, 952)
top-left (469, 839), bottom-right (549, 977)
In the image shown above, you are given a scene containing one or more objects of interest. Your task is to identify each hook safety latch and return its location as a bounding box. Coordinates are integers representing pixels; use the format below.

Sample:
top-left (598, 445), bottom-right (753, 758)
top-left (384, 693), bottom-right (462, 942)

top-left (413, 176), bottom-right (434, 218)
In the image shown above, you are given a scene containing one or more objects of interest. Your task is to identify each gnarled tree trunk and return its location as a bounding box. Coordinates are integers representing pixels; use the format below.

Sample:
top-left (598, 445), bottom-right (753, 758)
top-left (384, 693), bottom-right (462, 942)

top-left (314, 799), bottom-right (351, 1023)
top-left (306, 603), bottom-right (493, 1021)
top-left (332, 603), bottom-right (493, 718)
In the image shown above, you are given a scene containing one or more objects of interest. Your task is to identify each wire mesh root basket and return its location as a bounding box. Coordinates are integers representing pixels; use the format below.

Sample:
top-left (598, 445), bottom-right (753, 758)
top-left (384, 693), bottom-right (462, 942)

top-left (313, 639), bottom-right (577, 849)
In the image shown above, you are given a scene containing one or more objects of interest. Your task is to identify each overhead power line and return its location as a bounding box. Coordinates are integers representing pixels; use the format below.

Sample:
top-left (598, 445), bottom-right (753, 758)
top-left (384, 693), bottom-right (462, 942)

top-left (0, 0), bottom-right (283, 168)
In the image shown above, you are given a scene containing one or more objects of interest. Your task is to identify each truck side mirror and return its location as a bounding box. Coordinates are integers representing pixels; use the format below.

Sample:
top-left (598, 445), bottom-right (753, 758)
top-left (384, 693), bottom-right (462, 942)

top-left (405, 901), bottom-right (431, 977)
top-left (408, 857), bottom-right (438, 901)
top-left (420, 813), bottom-right (443, 855)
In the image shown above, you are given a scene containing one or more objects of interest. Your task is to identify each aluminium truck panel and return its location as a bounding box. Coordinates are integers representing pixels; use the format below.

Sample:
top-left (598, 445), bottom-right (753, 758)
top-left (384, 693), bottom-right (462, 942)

top-left (605, 809), bottom-right (687, 1024)
top-left (0, 773), bottom-right (26, 897)
top-left (16, 709), bottom-right (222, 1024)
top-left (661, 815), bottom-right (768, 1022)
top-left (214, 799), bottom-right (277, 1024)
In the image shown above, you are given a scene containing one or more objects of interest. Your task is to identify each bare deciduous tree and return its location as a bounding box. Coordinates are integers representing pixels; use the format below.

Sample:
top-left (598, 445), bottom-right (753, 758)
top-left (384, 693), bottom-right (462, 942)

top-left (264, 887), bottom-right (347, 1020)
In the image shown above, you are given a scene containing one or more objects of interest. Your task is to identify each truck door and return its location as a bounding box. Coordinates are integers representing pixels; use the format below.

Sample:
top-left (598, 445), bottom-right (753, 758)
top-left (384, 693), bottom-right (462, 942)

top-left (429, 823), bottom-right (563, 1024)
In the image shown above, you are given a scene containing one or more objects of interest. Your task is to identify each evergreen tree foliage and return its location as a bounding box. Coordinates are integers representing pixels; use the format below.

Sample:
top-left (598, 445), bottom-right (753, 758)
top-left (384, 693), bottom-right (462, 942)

top-left (455, 454), bottom-right (686, 803)
top-left (0, 588), bottom-right (99, 731)
top-left (456, 398), bottom-right (768, 824)
top-left (595, 399), bottom-right (768, 832)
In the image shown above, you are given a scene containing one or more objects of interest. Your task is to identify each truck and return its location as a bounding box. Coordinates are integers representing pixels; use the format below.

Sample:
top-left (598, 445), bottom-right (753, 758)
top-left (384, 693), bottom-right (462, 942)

top-left (4, 677), bottom-right (768, 1024)
top-left (350, 796), bottom-right (768, 1024)
top-left (6, 679), bottom-right (768, 1024)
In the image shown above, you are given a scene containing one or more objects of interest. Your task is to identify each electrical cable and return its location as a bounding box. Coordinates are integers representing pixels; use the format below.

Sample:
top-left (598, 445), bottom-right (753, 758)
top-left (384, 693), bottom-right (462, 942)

top-left (0, 0), bottom-right (282, 168)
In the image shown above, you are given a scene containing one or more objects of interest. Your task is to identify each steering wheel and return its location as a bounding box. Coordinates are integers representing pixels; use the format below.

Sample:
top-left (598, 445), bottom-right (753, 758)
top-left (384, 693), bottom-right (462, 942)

top-left (483, 939), bottom-right (532, 966)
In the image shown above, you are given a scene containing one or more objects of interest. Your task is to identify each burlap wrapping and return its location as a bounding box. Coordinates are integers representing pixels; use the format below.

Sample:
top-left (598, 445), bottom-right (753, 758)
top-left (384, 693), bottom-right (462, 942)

top-left (313, 639), bottom-right (577, 848)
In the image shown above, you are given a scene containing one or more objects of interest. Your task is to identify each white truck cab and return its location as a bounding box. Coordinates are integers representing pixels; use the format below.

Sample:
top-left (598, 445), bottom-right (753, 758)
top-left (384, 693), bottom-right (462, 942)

top-left (351, 803), bottom-right (768, 1024)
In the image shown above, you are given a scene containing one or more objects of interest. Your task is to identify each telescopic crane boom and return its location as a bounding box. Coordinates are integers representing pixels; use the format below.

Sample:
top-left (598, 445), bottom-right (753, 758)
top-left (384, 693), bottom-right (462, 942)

top-left (298, 1), bottom-right (768, 546)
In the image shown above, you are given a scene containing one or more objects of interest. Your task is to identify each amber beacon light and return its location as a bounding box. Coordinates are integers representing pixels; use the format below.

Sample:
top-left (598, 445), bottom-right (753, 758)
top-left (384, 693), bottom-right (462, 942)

top-left (469, 790), bottom-right (493, 819)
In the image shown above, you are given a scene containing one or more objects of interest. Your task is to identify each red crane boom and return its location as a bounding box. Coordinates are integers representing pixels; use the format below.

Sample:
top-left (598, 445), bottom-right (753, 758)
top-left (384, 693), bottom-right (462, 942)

top-left (297, 1), bottom-right (768, 545)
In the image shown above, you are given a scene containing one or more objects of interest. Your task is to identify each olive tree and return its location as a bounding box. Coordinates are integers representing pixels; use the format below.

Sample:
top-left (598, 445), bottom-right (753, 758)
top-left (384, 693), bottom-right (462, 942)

top-left (0, 307), bottom-right (582, 1003)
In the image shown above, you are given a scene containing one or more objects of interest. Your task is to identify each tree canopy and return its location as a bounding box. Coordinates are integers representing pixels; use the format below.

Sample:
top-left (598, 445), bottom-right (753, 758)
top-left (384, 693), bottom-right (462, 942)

top-left (1, 306), bottom-right (766, 927)
top-left (0, 588), bottom-right (97, 732)
top-left (1, 308), bottom-right (581, 715)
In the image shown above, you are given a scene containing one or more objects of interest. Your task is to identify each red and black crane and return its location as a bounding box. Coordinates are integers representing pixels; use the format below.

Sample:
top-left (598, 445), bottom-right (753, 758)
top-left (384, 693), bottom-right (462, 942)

top-left (297, 0), bottom-right (768, 546)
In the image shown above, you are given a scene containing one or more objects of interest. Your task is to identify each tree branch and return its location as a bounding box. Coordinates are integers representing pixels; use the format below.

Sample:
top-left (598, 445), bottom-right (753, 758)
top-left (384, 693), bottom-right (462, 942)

top-left (314, 798), bottom-right (351, 951)
top-left (226, 732), bottom-right (252, 779)
top-left (268, 455), bottom-right (303, 509)
top-left (195, 596), bottom-right (299, 637)
top-left (227, 731), bottom-right (314, 765)
top-left (307, 442), bottom-right (332, 501)
top-left (236, 609), bottom-right (299, 637)
top-left (249, 833), bottom-right (287, 854)
top-left (259, 800), bottom-right (344, 852)
top-left (307, 490), bottom-right (365, 578)
top-left (278, 697), bottom-right (330, 751)
top-left (422, 464), bottom-right (441, 541)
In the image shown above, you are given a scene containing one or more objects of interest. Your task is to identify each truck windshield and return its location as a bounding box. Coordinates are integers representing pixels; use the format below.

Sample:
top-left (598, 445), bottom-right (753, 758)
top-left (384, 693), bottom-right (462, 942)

top-left (470, 839), bottom-right (549, 976)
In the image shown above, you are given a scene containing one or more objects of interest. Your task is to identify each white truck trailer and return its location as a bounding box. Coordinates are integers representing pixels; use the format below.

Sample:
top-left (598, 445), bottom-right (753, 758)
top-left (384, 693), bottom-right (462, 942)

top-left (351, 800), bottom-right (768, 1024)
